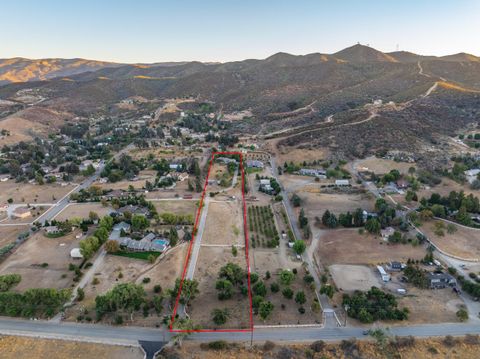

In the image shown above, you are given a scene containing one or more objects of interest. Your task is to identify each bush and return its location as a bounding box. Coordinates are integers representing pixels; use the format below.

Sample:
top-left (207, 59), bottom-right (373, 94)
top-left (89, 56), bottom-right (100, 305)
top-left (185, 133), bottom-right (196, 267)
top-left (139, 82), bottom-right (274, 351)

top-left (298, 306), bottom-right (305, 314)
top-left (142, 277), bottom-right (151, 284)
top-left (456, 309), bottom-right (468, 322)
top-left (464, 334), bottom-right (480, 345)
top-left (270, 282), bottom-right (280, 293)
top-left (282, 287), bottom-right (293, 299)
top-left (443, 335), bottom-right (457, 347)
top-left (114, 315), bottom-right (123, 325)
top-left (263, 341), bottom-right (276, 351)
top-left (207, 341), bottom-right (228, 350)
top-left (310, 340), bottom-right (326, 352)
top-left (154, 284), bottom-right (162, 293)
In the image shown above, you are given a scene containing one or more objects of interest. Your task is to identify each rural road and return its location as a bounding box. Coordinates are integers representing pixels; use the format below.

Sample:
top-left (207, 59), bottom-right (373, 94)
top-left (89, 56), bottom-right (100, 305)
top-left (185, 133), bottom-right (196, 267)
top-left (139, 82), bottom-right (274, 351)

top-left (185, 198), bottom-right (210, 280)
top-left (1, 317), bottom-right (480, 345)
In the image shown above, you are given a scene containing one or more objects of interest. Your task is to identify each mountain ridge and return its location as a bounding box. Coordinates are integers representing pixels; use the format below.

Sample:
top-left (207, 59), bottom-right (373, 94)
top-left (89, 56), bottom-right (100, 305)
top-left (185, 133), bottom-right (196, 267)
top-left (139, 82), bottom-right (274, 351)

top-left (1, 44), bottom-right (479, 85)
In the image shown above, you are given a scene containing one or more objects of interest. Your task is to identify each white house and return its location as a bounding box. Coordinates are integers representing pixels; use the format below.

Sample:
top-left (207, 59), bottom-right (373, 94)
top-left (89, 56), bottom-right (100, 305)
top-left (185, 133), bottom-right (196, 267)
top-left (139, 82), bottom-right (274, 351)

top-left (376, 265), bottom-right (390, 282)
top-left (335, 179), bottom-right (350, 186)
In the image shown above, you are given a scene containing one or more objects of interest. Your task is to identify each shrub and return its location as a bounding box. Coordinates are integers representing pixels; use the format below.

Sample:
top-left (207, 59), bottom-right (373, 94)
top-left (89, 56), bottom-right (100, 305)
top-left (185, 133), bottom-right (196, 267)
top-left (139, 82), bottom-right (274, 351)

top-left (142, 277), bottom-right (151, 284)
top-left (282, 287), bottom-right (293, 299)
top-left (207, 341), bottom-right (228, 350)
top-left (310, 340), bottom-right (326, 352)
top-left (443, 335), bottom-right (457, 347)
top-left (154, 284), bottom-right (162, 293)
top-left (456, 309), bottom-right (468, 322)
top-left (270, 282), bottom-right (280, 293)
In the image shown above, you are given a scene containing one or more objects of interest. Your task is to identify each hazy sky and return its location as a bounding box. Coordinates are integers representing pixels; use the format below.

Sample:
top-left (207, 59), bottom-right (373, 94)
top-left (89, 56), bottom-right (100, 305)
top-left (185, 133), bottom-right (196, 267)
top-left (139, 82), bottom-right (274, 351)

top-left (1, 0), bottom-right (479, 63)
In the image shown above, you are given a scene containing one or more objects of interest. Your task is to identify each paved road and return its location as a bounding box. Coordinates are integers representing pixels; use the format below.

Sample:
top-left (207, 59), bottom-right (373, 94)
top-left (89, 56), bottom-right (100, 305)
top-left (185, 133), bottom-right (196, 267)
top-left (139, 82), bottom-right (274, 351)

top-left (185, 198), bottom-right (210, 280)
top-left (1, 317), bottom-right (480, 345)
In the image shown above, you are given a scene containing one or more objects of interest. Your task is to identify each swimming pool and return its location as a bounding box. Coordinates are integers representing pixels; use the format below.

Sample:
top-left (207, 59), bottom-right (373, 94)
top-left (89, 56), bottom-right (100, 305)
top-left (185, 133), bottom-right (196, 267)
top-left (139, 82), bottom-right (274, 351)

top-left (154, 239), bottom-right (169, 246)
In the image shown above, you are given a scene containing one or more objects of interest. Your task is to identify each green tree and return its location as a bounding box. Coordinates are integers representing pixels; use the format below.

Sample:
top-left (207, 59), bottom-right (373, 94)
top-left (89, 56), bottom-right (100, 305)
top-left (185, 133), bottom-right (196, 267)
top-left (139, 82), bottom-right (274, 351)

top-left (212, 308), bottom-right (229, 325)
top-left (259, 301), bottom-right (274, 320)
top-left (131, 215), bottom-right (150, 231)
top-left (292, 240), bottom-right (306, 255)
top-left (279, 270), bottom-right (295, 285)
top-left (365, 218), bottom-right (381, 234)
top-left (295, 291), bottom-right (306, 305)
top-left (216, 279), bottom-right (234, 300)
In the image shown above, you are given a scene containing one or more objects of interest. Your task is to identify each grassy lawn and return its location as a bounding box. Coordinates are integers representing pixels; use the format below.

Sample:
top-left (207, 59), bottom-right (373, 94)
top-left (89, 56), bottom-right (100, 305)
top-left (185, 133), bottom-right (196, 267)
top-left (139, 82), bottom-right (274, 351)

top-left (111, 250), bottom-right (161, 261)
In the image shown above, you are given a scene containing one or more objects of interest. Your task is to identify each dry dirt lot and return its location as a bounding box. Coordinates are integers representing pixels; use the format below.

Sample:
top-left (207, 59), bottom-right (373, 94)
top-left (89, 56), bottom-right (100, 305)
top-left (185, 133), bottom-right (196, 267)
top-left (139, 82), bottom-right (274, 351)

top-left (202, 201), bottom-right (244, 246)
top-left (316, 229), bottom-right (426, 266)
top-left (137, 243), bottom-right (188, 290)
top-left (352, 156), bottom-right (416, 175)
top-left (420, 220), bottom-right (480, 259)
top-left (0, 226), bottom-right (26, 248)
top-left (2, 205), bottom-right (51, 224)
top-left (0, 336), bottom-right (143, 359)
top-left (397, 286), bottom-right (462, 325)
top-left (189, 246), bottom-right (250, 329)
top-left (266, 139), bottom-right (328, 166)
top-left (153, 199), bottom-right (197, 217)
top-left (0, 182), bottom-right (76, 204)
top-left (329, 264), bottom-right (382, 292)
top-left (298, 191), bottom-right (375, 220)
top-left (54, 203), bottom-right (113, 221)
top-left (0, 231), bottom-right (82, 291)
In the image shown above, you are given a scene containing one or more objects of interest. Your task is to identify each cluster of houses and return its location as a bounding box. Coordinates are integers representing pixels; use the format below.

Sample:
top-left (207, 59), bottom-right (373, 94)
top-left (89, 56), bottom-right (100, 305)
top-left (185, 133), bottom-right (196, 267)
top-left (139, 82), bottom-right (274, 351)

top-left (376, 261), bottom-right (457, 291)
top-left (108, 221), bottom-right (170, 252)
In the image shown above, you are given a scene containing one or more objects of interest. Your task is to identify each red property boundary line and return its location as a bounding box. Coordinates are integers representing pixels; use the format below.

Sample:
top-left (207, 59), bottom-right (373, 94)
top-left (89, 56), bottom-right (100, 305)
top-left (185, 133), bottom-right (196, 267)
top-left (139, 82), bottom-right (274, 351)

top-left (169, 151), bottom-right (254, 333)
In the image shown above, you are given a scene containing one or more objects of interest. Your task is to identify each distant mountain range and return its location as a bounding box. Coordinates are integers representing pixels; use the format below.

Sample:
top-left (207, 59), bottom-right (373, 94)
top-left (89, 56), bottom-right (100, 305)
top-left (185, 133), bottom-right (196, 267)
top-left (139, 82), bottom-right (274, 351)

top-left (0, 44), bottom-right (479, 165)
top-left (1, 44), bottom-right (479, 85)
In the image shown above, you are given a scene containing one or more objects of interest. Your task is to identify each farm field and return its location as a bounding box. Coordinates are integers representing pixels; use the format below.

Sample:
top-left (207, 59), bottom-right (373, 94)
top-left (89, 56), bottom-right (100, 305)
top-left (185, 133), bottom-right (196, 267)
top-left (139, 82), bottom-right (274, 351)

top-left (420, 219), bottom-right (480, 259)
top-left (0, 336), bottom-right (143, 359)
top-left (0, 231), bottom-right (82, 291)
top-left (0, 182), bottom-right (76, 204)
top-left (248, 205), bottom-right (280, 248)
top-left (315, 229), bottom-right (426, 266)
top-left (54, 202), bottom-right (113, 221)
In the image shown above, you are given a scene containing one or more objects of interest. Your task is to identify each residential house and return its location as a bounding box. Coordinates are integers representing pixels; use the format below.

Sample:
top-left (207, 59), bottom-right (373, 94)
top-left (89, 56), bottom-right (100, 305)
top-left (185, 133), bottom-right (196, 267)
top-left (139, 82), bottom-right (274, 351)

top-left (104, 189), bottom-right (129, 201)
top-left (169, 163), bottom-right (182, 171)
top-left (44, 226), bottom-right (61, 235)
top-left (335, 179), bottom-right (350, 187)
top-left (376, 265), bottom-right (391, 282)
top-left (246, 160), bottom-right (264, 168)
top-left (299, 168), bottom-right (326, 178)
top-left (388, 261), bottom-right (404, 271)
top-left (428, 272), bottom-right (457, 289)
top-left (381, 227), bottom-right (395, 241)
top-left (117, 205), bottom-right (150, 217)
top-left (396, 179), bottom-right (409, 189)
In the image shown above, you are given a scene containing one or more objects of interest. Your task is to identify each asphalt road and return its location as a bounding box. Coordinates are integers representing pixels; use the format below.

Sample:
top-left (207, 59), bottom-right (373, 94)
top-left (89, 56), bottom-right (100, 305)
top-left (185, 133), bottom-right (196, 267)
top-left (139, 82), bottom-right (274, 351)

top-left (1, 317), bottom-right (480, 345)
